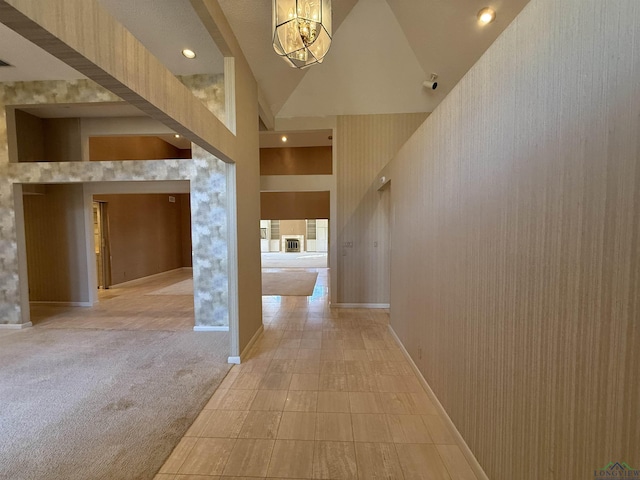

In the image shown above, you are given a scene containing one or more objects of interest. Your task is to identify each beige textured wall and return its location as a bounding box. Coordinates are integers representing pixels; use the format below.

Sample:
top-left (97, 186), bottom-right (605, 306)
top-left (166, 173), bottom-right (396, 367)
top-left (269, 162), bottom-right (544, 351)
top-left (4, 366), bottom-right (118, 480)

top-left (388, 0), bottom-right (640, 478)
top-left (335, 113), bottom-right (427, 304)
top-left (23, 184), bottom-right (90, 303)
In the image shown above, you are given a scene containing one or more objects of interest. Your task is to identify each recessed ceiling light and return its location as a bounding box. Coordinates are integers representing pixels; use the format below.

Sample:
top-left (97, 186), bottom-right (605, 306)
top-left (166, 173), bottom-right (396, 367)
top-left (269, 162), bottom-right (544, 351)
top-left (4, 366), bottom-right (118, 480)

top-left (281, 136), bottom-right (288, 142)
top-left (477, 7), bottom-right (496, 25)
top-left (175, 134), bottom-right (180, 138)
top-left (182, 49), bottom-right (196, 59)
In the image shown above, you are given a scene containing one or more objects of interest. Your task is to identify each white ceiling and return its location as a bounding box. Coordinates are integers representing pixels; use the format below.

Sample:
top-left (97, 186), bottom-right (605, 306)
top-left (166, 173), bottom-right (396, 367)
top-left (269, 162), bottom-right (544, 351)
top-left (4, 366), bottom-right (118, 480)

top-left (0, 0), bottom-right (531, 146)
top-left (278, 0), bottom-right (435, 118)
top-left (220, 0), bottom-right (530, 119)
top-left (0, 23), bottom-right (84, 82)
top-left (217, 0), bottom-right (360, 117)
top-left (97, 0), bottom-right (225, 76)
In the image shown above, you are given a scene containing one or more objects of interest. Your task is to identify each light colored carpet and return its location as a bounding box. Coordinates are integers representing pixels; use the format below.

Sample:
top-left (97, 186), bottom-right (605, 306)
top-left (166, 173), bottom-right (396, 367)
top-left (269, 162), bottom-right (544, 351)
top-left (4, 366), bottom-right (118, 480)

top-left (261, 252), bottom-right (327, 268)
top-left (147, 278), bottom-right (193, 295)
top-left (148, 271), bottom-right (320, 297)
top-left (262, 270), bottom-right (319, 296)
top-left (0, 328), bottom-right (231, 480)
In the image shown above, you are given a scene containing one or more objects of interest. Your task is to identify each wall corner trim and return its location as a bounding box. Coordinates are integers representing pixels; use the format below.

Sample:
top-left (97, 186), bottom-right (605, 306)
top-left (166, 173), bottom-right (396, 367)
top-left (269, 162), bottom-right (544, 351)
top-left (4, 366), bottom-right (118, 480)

top-left (227, 324), bottom-right (264, 365)
top-left (0, 322), bottom-right (33, 329)
top-left (228, 324), bottom-right (264, 364)
top-left (193, 326), bottom-right (229, 332)
top-left (388, 325), bottom-right (490, 480)
top-left (331, 303), bottom-right (390, 309)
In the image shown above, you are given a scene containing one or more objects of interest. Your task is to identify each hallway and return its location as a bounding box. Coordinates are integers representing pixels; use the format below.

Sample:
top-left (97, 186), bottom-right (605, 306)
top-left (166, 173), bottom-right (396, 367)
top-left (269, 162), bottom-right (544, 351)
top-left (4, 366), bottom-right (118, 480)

top-left (156, 269), bottom-right (477, 479)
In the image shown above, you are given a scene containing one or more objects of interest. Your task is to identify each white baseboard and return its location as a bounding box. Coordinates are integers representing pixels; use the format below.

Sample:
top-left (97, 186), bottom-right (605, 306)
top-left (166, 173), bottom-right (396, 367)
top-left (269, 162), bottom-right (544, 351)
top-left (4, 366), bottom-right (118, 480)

top-left (388, 325), bottom-right (490, 480)
top-left (228, 324), bottom-right (264, 365)
top-left (30, 301), bottom-right (93, 307)
top-left (193, 325), bottom-right (229, 332)
top-left (110, 267), bottom-right (188, 289)
top-left (331, 303), bottom-right (390, 309)
top-left (0, 322), bottom-right (33, 329)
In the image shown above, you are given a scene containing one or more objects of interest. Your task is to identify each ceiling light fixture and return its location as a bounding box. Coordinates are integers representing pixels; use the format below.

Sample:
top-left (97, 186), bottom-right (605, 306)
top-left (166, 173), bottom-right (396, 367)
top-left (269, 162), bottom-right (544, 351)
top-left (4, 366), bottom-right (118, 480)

top-left (477, 7), bottom-right (496, 25)
top-left (281, 136), bottom-right (288, 142)
top-left (181, 49), bottom-right (196, 59)
top-left (272, 0), bottom-right (332, 69)
top-left (175, 134), bottom-right (181, 138)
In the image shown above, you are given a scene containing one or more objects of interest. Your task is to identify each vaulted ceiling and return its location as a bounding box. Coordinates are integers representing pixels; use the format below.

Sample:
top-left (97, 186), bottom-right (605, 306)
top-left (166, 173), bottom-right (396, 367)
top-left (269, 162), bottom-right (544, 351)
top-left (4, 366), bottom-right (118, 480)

top-left (0, 0), bottom-right (530, 122)
top-left (219, 0), bottom-right (530, 119)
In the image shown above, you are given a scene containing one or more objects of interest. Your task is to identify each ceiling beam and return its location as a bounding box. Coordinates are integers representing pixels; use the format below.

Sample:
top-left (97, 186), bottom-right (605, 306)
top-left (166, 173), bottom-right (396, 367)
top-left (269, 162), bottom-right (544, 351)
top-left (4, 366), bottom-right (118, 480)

top-left (0, 0), bottom-right (237, 163)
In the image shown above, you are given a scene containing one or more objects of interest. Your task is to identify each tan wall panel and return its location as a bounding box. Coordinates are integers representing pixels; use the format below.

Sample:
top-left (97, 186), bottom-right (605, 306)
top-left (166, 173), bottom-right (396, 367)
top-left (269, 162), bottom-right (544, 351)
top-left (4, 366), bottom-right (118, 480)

top-left (14, 109), bottom-right (44, 162)
top-left (14, 113), bottom-right (82, 162)
top-left (261, 191), bottom-right (330, 220)
top-left (388, 0), bottom-right (640, 478)
top-left (279, 220), bottom-right (306, 236)
top-left (336, 113), bottom-right (427, 304)
top-left (43, 118), bottom-right (82, 162)
top-left (93, 193), bottom-right (191, 284)
top-left (260, 146), bottom-right (332, 175)
top-left (23, 184), bottom-right (90, 302)
top-left (89, 136), bottom-right (191, 161)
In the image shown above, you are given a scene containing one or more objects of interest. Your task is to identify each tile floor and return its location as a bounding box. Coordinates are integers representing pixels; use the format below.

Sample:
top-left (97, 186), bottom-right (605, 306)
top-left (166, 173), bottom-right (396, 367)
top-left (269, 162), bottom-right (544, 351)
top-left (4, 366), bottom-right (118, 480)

top-left (156, 269), bottom-right (478, 480)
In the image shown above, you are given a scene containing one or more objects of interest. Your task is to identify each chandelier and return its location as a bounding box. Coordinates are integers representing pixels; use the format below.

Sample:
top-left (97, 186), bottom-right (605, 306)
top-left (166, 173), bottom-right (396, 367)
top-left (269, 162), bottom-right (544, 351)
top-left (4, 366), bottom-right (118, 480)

top-left (272, 0), bottom-right (332, 69)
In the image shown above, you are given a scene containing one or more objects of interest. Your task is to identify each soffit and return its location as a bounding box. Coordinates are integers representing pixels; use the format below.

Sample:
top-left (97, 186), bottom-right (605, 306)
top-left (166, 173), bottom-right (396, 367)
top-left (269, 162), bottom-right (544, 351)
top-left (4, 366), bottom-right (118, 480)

top-left (0, 23), bottom-right (85, 82)
top-left (96, 0), bottom-right (225, 75)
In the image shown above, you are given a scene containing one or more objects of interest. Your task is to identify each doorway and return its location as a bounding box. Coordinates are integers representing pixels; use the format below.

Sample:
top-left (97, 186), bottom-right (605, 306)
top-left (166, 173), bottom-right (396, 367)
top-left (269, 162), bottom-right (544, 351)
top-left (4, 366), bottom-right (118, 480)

top-left (92, 201), bottom-right (111, 289)
top-left (260, 219), bottom-right (328, 268)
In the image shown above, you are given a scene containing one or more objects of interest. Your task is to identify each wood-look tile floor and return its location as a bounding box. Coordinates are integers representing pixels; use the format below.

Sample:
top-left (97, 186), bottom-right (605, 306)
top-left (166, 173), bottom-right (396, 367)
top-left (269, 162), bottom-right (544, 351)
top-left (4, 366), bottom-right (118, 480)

top-left (157, 269), bottom-right (478, 480)
top-left (30, 269), bottom-right (194, 331)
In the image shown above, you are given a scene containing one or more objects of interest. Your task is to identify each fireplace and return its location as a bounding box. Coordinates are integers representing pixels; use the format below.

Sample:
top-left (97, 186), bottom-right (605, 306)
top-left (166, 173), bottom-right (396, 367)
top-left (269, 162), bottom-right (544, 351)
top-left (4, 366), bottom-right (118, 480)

top-left (281, 235), bottom-right (304, 252)
top-left (285, 238), bottom-right (300, 252)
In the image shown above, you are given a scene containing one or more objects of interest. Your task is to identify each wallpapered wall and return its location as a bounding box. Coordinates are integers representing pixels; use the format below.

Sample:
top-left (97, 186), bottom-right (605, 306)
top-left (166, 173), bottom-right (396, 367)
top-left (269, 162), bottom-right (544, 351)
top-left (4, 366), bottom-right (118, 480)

top-left (388, 0), bottom-right (640, 477)
top-left (0, 78), bottom-right (229, 327)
